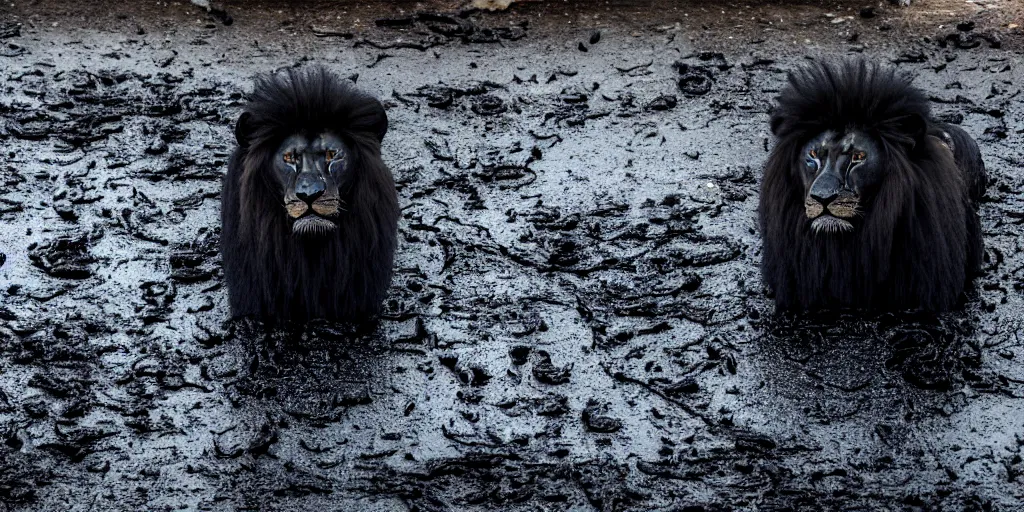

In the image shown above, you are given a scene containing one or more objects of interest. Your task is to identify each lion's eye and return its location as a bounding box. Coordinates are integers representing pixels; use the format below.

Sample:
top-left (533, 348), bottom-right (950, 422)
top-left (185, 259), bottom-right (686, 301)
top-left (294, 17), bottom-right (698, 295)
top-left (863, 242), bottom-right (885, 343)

top-left (326, 149), bottom-right (337, 160)
top-left (283, 152), bottom-right (295, 164)
top-left (852, 151), bottom-right (866, 163)
top-left (805, 149), bottom-right (819, 171)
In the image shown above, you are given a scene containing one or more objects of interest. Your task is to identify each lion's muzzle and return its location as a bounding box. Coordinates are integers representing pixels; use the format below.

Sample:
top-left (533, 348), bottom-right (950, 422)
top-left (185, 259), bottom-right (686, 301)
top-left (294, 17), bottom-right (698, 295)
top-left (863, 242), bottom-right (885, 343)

top-left (804, 197), bottom-right (825, 219)
top-left (805, 196), bottom-right (859, 220)
top-left (805, 195), bottom-right (859, 235)
top-left (286, 198), bottom-right (342, 219)
top-left (286, 197), bottom-right (343, 237)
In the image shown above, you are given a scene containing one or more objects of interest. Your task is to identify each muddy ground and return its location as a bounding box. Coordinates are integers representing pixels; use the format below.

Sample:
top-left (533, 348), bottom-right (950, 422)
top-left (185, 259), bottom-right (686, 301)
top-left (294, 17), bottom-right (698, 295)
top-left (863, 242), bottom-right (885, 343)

top-left (1, 0), bottom-right (1023, 510)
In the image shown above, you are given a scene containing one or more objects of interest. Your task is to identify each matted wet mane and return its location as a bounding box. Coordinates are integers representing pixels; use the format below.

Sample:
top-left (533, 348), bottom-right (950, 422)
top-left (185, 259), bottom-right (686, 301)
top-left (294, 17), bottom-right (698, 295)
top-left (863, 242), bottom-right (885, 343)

top-left (759, 59), bottom-right (986, 312)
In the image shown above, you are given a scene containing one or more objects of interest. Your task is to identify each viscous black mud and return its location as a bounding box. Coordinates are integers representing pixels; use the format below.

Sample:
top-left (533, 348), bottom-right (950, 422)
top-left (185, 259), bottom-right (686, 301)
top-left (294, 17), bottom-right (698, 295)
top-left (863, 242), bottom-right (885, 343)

top-left (1, 1), bottom-right (1023, 510)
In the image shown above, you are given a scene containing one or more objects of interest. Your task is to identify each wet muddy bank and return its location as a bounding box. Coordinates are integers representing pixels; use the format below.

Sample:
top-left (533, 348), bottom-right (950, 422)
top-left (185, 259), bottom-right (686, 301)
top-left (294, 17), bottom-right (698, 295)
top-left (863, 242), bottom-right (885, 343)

top-left (1, 1), bottom-right (1023, 510)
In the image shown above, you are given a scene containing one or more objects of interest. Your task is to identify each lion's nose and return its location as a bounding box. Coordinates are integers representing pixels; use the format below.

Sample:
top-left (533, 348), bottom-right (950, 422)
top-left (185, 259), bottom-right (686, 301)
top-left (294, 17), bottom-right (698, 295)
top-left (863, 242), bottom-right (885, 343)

top-left (809, 169), bottom-right (842, 207)
top-left (810, 191), bottom-right (837, 206)
top-left (295, 174), bottom-right (326, 204)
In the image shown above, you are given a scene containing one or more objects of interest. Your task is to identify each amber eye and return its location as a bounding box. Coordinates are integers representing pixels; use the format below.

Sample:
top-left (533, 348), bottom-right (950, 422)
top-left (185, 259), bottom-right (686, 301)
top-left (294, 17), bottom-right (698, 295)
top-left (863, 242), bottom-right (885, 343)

top-left (326, 149), bottom-right (337, 160)
top-left (283, 152), bottom-right (295, 164)
top-left (809, 149), bottom-right (817, 159)
top-left (852, 151), bottom-right (866, 163)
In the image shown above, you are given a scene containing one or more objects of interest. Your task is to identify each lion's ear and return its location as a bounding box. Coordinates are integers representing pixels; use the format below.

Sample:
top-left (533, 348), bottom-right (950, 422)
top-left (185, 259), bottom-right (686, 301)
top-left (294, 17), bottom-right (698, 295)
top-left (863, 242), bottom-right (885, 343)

top-left (235, 112), bottom-right (253, 147)
top-left (367, 99), bottom-right (388, 143)
top-left (893, 113), bottom-right (927, 149)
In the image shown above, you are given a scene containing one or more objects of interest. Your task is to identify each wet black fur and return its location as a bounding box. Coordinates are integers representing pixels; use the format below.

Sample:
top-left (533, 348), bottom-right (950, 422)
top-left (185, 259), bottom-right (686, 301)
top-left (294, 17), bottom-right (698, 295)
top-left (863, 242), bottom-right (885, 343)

top-left (759, 59), bottom-right (985, 312)
top-left (221, 66), bottom-right (399, 323)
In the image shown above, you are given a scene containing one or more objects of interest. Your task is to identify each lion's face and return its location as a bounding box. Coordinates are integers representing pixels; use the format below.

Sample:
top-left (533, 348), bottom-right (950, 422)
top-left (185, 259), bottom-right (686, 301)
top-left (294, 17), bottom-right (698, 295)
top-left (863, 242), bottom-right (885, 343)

top-left (274, 132), bottom-right (353, 237)
top-left (800, 130), bottom-right (882, 234)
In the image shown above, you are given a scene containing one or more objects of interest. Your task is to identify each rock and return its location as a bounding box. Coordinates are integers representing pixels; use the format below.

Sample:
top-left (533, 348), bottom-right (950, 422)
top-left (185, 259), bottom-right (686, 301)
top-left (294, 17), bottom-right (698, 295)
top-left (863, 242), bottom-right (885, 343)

top-left (532, 351), bottom-right (571, 385)
top-left (582, 401), bottom-right (622, 433)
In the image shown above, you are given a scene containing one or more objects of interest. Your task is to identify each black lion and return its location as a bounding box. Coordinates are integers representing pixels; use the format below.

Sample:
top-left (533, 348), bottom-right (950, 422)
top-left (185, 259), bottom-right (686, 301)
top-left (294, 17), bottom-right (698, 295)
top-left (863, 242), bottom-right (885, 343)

top-left (759, 59), bottom-right (986, 312)
top-left (221, 66), bottom-right (399, 323)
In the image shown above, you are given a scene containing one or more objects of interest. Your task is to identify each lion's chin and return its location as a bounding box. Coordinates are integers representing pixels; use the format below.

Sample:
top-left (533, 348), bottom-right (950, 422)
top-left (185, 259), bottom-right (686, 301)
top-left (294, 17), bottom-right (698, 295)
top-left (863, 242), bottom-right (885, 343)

top-left (810, 215), bottom-right (854, 235)
top-left (292, 215), bottom-right (337, 237)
